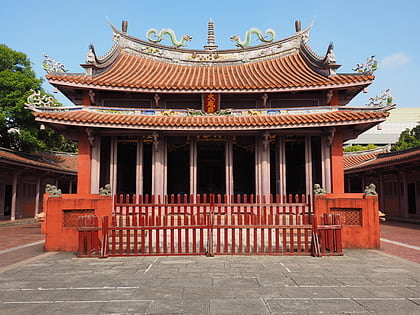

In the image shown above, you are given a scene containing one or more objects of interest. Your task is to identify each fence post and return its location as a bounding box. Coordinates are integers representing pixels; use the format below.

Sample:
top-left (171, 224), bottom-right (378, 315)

top-left (100, 216), bottom-right (109, 258)
top-left (311, 214), bottom-right (321, 257)
top-left (206, 194), bottom-right (215, 257)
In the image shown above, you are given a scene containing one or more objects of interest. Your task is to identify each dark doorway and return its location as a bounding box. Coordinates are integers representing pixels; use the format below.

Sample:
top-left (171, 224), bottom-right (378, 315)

top-left (233, 137), bottom-right (255, 195)
top-left (143, 142), bottom-right (153, 196)
top-left (4, 185), bottom-right (12, 216)
top-left (198, 142), bottom-right (225, 194)
top-left (99, 136), bottom-right (111, 189)
top-left (408, 183), bottom-right (416, 214)
top-left (311, 136), bottom-right (322, 188)
top-left (117, 137), bottom-right (137, 194)
top-left (285, 136), bottom-right (305, 195)
top-left (167, 137), bottom-right (189, 196)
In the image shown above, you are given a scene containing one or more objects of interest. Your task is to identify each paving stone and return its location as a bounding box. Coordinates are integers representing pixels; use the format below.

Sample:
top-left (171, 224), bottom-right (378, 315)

top-left (209, 298), bottom-right (269, 314)
top-left (355, 298), bottom-right (420, 313)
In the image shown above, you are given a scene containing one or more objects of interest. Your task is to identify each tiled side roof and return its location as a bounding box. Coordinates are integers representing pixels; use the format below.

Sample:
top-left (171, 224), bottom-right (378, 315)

top-left (343, 147), bottom-right (389, 169)
top-left (0, 148), bottom-right (77, 174)
top-left (38, 152), bottom-right (78, 172)
top-left (34, 109), bottom-right (388, 130)
top-left (345, 146), bottom-right (420, 172)
top-left (47, 51), bottom-right (373, 92)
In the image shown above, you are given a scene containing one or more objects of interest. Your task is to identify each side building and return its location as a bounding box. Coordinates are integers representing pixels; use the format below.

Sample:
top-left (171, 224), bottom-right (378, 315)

top-left (0, 148), bottom-right (77, 220)
top-left (345, 146), bottom-right (420, 221)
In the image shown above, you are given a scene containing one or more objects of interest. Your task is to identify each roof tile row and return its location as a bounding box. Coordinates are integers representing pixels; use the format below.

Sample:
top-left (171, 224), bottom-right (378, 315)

top-left (47, 51), bottom-right (373, 91)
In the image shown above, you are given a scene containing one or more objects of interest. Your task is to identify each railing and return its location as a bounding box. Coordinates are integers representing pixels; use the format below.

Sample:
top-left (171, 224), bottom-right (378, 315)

top-left (77, 195), bottom-right (343, 258)
top-left (312, 213), bottom-right (343, 256)
top-left (77, 215), bottom-right (101, 257)
top-left (113, 194), bottom-right (311, 216)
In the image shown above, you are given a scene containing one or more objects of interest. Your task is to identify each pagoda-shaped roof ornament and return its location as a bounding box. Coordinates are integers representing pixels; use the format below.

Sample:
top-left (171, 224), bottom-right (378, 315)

top-left (204, 19), bottom-right (218, 51)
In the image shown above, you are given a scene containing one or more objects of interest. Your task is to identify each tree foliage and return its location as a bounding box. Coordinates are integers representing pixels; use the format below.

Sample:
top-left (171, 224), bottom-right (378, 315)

top-left (391, 125), bottom-right (420, 151)
top-left (0, 44), bottom-right (77, 153)
top-left (344, 143), bottom-right (377, 152)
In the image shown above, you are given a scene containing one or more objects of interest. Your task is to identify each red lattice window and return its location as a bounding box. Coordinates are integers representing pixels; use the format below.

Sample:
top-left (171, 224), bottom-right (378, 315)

top-left (330, 207), bottom-right (362, 226)
top-left (63, 209), bottom-right (94, 228)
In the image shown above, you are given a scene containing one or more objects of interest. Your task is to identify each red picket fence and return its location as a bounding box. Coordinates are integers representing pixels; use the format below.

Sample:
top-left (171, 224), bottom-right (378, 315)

top-left (312, 213), bottom-right (343, 256)
top-left (77, 214), bottom-right (101, 257)
top-left (77, 195), bottom-right (343, 258)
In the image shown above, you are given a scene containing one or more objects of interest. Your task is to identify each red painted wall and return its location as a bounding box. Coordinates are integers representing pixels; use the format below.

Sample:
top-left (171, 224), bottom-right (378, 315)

top-left (314, 193), bottom-right (380, 248)
top-left (43, 194), bottom-right (112, 251)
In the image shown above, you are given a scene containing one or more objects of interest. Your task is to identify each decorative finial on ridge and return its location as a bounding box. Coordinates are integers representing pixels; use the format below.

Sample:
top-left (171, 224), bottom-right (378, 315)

top-left (366, 88), bottom-right (396, 109)
top-left (230, 28), bottom-right (276, 48)
top-left (146, 28), bottom-right (192, 48)
top-left (353, 55), bottom-right (378, 73)
top-left (204, 19), bottom-right (218, 51)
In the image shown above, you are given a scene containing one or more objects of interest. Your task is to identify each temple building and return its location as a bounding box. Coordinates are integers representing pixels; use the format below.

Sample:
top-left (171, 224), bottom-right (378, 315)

top-left (29, 20), bottom-right (391, 199)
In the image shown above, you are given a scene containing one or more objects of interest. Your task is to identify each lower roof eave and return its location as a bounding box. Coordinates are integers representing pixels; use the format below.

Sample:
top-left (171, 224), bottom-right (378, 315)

top-left (50, 80), bottom-right (373, 94)
top-left (35, 117), bottom-right (387, 132)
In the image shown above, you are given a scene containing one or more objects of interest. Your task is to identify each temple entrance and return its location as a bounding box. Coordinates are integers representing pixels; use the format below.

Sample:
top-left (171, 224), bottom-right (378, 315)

top-left (233, 137), bottom-right (255, 195)
top-left (197, 141), bottom-right (225, 194)
top-left (285, 136), bottom-right (306, 195)
top-left (167, 137), bottom-right (189, 196)
top-left (117, 137), bottom-right (137, 194)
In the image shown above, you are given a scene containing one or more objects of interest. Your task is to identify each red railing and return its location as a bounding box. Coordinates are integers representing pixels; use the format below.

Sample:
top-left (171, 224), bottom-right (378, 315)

top-left (113, 194), bottom-right (311, 216)
top-left (77, 214), bottom-right (101, 257)
top-left (312, 213), bottom-right (343, 256)
top-left (77, 195), bottom-right (343, 258)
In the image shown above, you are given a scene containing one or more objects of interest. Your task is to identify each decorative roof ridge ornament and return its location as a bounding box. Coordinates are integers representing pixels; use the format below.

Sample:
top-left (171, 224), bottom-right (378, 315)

top-left (42, 54), bottom-right (68, 73)
top-left (353, 55), bottom-right (378, 73)
top-left (25, 89), bottom-right (61, 110)
top-left (366, 88), bottom-right (396, 111)
top-left (146, 28), bottom-right (192, 48)
top-left (230, 28), bottom-right (276, 48)
top-left (86, 43), bottom-right (96, 64)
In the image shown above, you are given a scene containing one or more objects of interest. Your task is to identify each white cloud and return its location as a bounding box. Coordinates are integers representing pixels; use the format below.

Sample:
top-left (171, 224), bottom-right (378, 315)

top-left (381, 53), bottom-right (412, 68)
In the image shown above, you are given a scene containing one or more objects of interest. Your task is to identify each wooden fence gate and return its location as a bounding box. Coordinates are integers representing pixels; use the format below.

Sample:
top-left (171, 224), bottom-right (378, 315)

top-left (77, 194), bottom-right (342, 257)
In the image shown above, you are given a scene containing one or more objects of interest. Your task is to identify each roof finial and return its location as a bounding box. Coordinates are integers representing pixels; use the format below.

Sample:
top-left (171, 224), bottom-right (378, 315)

top-left (204, 19), bottom-right (218, 51)
top-left (122, 20), bottom-right (128, 33)
top-left (295, 20), bottom-right (301, 32)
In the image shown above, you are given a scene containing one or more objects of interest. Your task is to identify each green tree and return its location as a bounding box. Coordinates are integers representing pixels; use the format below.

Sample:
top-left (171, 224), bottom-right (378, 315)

top-left (391, 125), bottom-right (420, 151)
top-left (344, 144), bottom-right (377, 152)
top-left (0, 44), bottom-right (76, 152)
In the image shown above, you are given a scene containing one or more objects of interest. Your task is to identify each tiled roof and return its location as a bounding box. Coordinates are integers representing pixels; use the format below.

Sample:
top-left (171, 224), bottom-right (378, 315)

top-left (343, 147), bottom-right (389, 169)
top-left (47, 51), bottom-right (373, 92)
top-left (34, 108), bottom-right (388, 130)
top-left (0, 148), bottom-right (77, 174)
top-left (345, 146), bottom-right (420, 172)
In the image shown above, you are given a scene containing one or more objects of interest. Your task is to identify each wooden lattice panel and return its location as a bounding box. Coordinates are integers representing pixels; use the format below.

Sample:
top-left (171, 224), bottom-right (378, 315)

top-left (330, 208), bottom-right (362, 226)
top-left (63, 209), bottom-right (94, 228)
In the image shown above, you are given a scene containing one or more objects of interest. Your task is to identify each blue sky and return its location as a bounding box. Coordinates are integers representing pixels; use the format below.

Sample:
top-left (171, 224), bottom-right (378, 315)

top-left (1, 0), bottom-right (418, 108)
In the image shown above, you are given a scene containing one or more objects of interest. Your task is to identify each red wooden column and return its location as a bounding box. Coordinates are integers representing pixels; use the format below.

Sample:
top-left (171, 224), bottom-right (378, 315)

top-left (331, 128), bottom-right (344, 193)
top-left (78, 128), bottom-right (91, 194)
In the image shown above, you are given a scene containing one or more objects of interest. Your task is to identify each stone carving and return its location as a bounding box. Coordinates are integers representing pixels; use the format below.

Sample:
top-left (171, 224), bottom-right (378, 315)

top-left (99, 184), bottom-right (112, 196)
top-left (231, 28), bottom-right (276, 48)
top-left (146, 28), bottom-right (192, 48)
top-left (45, 184), bottom-right (62, 197)
top-left (42, 54), bottom-right (68, 73)
top-left (314, 184), bottom-right (326, 196)
top-left (352, 55), bottom-right (378, 73)
top-left (364, 183), bottom-right (377, 196)
top-left (26, 89), bottom-right (61, 108)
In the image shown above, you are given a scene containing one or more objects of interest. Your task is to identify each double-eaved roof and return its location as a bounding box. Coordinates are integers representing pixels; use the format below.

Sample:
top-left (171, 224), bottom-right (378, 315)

top-left (46, 21), bottom-right (373, 94)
